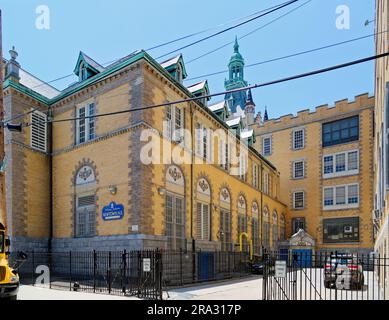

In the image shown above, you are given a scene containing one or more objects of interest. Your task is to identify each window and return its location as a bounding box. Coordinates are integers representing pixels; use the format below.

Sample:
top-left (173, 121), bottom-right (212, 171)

top-left (196, 203), bottom-right (210, 241)
top-left (263, 222), bottom-right (270, 249)
top-left (292, 218), bottom-right (305, 234)
top-left (252, 217), bottom-right (260, 255)
top-left (323, 150), bottom-right (359, 178)
top-left (75, 194), bottom-right (96, 237)
top-left (220, 210), bottom-right (232, 251)
top-left (239, 153), bottom-right (248, 181)
top-left (30, 110), bottom-right (47, 152)
top-left (195, 123), bottom-right (212, 161)
top-left (293, 161), bottom-right (305, 179)
top-left (167, 105), bottom-right (185, 143)
top-left (272, 225), bottom-right (278, 247)
top-left (77, 103), bottom-right (96, 144)
top-left (263, 136), bottom-right (272, 156)
top-left (166, 194), bottom-right (185, 250)
top-left (323, 184), bottom-right (359, 210)
top-left (253, 164), bottom-right (258, 188)
top-left (324, 155), bottom-right (333, 174)
top-left (293, 191), bottom-right (305, 209)
top-left (323, 217), bottom-right (359, 243)
top-left (293, 129), bottom-right (304, 150)
top-left (263, 172), bottom-right (269, 194)
top-left (322, 116), bottom-right (359, 147)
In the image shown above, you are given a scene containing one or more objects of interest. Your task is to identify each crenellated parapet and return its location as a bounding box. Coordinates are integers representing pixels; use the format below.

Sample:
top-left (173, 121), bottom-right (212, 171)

top-left (253, 93), bottom-right (374, 135)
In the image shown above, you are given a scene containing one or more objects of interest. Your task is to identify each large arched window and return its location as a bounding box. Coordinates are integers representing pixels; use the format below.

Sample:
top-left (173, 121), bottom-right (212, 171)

top-left (219, 188), bottom-right (232, 251)
top-left (196, 178), bottom-right (211, 241)
top-left (263, 206), bottom-right (270, 249)
top-left (280, 213), bottom-right (286, 240)
top-left (237, 195), bottom-right (248, 251)
top-left (272, 210), bottom-right (278, 249)
top-left (75, 165), bottom-right (96, 237)
top-left (251, 201), bottom-right (260, 254)
top-left (165, 165), bottom-right (186, 250)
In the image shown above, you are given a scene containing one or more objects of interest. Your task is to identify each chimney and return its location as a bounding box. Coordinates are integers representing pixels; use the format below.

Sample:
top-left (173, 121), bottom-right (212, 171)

top-left (5, 46), bottom-right (20, 83)
top-left (255, 111), bottom-right (262, 127)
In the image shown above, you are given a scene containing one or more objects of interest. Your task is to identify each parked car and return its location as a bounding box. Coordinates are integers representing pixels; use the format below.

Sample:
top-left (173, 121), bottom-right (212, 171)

top-left (324, 254), bottom-right (364, 290)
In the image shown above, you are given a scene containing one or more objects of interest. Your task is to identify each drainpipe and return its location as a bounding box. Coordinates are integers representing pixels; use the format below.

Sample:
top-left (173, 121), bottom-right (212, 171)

top-left (190, 104), bottom-right (194, 249)
top-left (260, 164), bottom-right (264, 255)
top-left (48, 107), bottom-right (53, 252)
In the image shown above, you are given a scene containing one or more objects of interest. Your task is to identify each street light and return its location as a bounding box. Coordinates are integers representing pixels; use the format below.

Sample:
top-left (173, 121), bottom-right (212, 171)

top-left (5, 123), bottom-right (22, 132)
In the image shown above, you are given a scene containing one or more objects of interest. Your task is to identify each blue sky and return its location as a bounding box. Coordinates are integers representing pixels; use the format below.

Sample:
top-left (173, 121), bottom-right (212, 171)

top-left (1, 0), bottom-right (375, 118)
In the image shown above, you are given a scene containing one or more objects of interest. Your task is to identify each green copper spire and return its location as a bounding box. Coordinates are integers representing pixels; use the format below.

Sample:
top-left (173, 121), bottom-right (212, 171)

top-left (224, 37), bottom-right (248, 113)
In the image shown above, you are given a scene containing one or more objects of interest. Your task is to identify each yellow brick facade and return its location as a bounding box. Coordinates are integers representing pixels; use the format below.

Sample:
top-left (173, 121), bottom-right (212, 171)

top-left (2, 52), bottom-right (286, 253)
top-left (374, 0), bottom-right (389, 298)
top-left (253, 94), bottom-right (374, 254)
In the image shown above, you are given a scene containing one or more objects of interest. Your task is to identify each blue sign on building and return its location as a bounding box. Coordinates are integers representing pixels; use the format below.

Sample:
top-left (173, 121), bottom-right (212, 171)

top-left (102, 202), bottom-right (124, 221)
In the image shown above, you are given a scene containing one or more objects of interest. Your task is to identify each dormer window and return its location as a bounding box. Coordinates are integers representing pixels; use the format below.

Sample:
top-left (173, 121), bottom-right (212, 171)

top-left (79, 62), bottom-right (88, 82)
top-left (176, 65), bottom-right (183, 83)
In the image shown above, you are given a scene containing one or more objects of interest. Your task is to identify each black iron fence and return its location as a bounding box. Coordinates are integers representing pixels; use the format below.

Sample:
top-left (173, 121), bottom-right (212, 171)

top-left (262, 251), bottom-right (389, 300)
top-left (10, 249), bottom-right (253, 299)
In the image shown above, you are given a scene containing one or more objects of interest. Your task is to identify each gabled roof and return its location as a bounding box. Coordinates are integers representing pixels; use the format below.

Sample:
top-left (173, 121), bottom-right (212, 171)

top-left (160, 54), bottom-right (188, 79)
top-left (2, 58), bottom-right (61, 99)
top-left (73, 51), bottom-right (105, 76)
top-left (226, 116), bottom-right (242, 128)
top-left (208, 100), bottom-right (226, 113)
top-left (240, 129), bottom-right (254, 139)
top-left (186, 80), bottom-right (210, 101)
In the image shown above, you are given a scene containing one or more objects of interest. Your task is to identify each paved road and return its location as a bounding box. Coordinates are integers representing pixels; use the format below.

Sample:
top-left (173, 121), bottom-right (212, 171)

top-left (17, 285), bottom-right (138, 300)
top-left (16, 270), bottom-right (386, 300)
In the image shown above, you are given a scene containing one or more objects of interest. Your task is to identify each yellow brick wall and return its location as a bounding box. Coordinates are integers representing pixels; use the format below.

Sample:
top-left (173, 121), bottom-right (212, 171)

top-left (254, 95), bottom-right (374, 251)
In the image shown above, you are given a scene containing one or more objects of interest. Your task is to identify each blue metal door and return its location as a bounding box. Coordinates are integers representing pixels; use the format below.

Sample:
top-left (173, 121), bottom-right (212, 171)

top-left (279, 249), bottom-right (289, 262)
top-left (198, 252), bottom-right (215, 281)
top-left (292, 249), bottom-right (312, 268)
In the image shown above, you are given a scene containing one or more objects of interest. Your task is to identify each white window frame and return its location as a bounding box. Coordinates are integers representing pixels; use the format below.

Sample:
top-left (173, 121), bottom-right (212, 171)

top-left (195, 122), bottom-right (212, 162)
top-left (322, 149), bottom-right (359, 179)
top-left (322, 183), bottom-right (360, 210)
top-left (167, 105), bottom-right (185, 143)
top-left (30, 110), bottom-right (47, 152)
top-left (293, 191), bottom-right (305, 210)
top-left (262, 136), bottom-right (272, 156)
top-left (253, 163), bottom-right (258, 188)
top-left (263, 172), bottom-right (269, 194)
top-left (293, 160), bottom-right (305, 179)
top-left (76, 102), bottom-right (96, 145)
top-left (293, 128), bottom-right (305, 150)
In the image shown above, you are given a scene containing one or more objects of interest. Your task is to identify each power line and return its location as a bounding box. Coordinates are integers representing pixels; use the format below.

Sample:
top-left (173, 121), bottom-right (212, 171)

top-left (186, 0), bottom-right (313, 65)
top-left (156, 0), bottom-right (299, 60)
top-left (185, 30), bottom-right (385, 82)
top-left (4, 29), bottom-right (384, 126)
top-left (23, 51), bottom-right (388, 127)
top-left (24, 1), bottom-right (297, 92)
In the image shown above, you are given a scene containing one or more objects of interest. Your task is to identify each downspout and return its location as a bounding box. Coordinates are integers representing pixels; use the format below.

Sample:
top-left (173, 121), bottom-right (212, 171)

top-left (190, 103), bottom-right (194, 248)
top-left (48, 107), bottom-right (53, 252)
top-left (260, 164), bottom-right (264, 255)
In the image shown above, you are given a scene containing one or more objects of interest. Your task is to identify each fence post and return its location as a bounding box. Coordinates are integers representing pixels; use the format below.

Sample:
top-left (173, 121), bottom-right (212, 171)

top-left (93, 250), bottom-right (96, 293)
top-left (108, 251), bottom-right (112, 294)
top-left (122, 249), bottom-right (127, 293)
top-left (69, 251), bottom-right (72, 291)
top-left (32, 251), bottom-right (35, 286)
top-left (180, 248), bottom-right (183, 286)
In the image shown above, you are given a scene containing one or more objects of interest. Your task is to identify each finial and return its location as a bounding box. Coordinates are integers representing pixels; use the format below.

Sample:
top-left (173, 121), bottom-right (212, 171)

top-left (264, 106), bottom-right (269, 122)
top-left (9, 46), bottom-right (18, 60)
top-left (234, 36), bottom-right (239, 53)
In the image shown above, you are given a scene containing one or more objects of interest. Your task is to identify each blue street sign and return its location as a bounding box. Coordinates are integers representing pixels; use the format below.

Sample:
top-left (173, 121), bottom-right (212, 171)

top-left (102, 202), bottom-right (124, 221)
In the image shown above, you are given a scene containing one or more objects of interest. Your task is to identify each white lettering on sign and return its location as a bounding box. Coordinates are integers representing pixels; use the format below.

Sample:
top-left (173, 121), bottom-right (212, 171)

top-left (143, 258), bottom-right (151, 272)
top-left (275, 260), bottom-right (287, 278)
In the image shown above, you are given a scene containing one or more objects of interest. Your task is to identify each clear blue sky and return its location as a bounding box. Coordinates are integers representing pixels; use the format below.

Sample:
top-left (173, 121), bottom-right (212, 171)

top-left (1, 0), bottom-right (375, 118)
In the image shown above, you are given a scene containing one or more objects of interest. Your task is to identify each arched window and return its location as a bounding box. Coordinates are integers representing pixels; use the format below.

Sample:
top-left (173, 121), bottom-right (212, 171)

top-left (251, 201), bottom-right (260, 254)
top-left (79, 62), bottom-right (88, 81)
top-left (237, 195), bottom-right (248, 251)
top-left (165, 165), bottom-right (186, 250)
top-left (272, 211), bottom-right (278, 248)
top-left (176, 64), bottom-right (183, 83)
top-left (263, 206), bottom-right (270, 249)
top-left (280, 213), bottom-right (286, 240)
top-left (196, 178), bottom-right (211, 241)
top-left (219, 188), bottom-right (232, 251)
top-left (75, 165), bottom-right (96, 237)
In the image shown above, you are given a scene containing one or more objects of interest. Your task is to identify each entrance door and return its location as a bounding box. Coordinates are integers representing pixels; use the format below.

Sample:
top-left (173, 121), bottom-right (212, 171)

top-left (292, 249), bottom-right (312, 268)
top-left (198, 252), bottom-right (215, 281)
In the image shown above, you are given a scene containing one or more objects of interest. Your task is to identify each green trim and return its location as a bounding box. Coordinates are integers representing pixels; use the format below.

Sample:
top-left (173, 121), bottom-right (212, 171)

top-left (2, 50), bottom-right (277, 171)
top-left (3, 79), bottom-right (51, 105)
top-left (73, 52), bottom-right (100, 76)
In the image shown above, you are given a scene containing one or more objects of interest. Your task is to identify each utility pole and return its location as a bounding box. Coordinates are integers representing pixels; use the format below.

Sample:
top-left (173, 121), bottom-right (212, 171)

top-left (0, 10), bottom-right (6, 229)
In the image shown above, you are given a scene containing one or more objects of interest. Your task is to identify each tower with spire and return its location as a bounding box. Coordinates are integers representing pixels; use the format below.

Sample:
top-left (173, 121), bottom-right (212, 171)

top-left (224, 37), bottom-right (248, 114)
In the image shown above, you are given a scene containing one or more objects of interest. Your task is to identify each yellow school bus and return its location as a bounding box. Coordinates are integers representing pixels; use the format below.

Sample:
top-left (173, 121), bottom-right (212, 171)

top-left (0, 223), bottom-right (19, 300)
